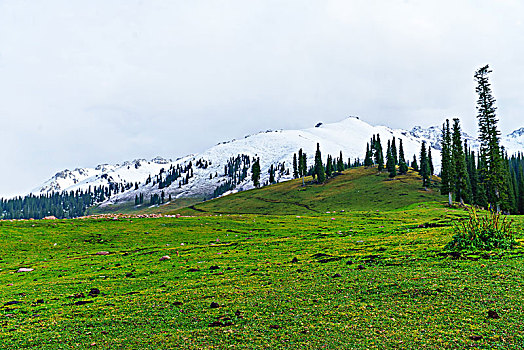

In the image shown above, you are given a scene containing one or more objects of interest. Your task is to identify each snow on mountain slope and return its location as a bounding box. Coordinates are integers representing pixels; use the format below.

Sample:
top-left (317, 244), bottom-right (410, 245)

top-left (504, 128), bottom-right (524, 155)
top-left (32, 157), bottom-right (173, 195)
top-left (30, 117), bottom-right (524, 207)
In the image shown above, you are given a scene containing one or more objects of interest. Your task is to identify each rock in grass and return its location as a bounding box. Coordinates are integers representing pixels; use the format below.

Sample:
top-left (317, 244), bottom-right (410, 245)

top-left (210, 302), bottom-right (220, 309)
top-left (95, 251), bottom-right (110, 256)
top-left (16, 268), bottom-right (34, 273)
top-left (68, 293), bottom-right (85, 299)
top-left (332, 273), bottom-right (342, 278)
top-left (488, 310), bottom-right (500, 319)
top-left (159, 255), bottom-right (171, 261)
top-left (469, 335), bottom-right (483, 341)
top-left (291, 257), bottom-right (299, 263)
top-left (210, 265), bottom-right (219, 270)
top-left (88, 288), bottom-right (100, 297)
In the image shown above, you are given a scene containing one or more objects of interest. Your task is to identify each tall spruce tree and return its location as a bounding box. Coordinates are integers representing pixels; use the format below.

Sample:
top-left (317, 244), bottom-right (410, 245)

top-left (440, 120), bottom-right (454, 206)
top-left (502, 150), bottom-right (516, 213)
top-left (420, 142), bottom-right (430, 189)
top-left (314, 143), bottom-right (326, 183)
top-left (300, 151), bottom-right (307, 186)
top-left (428, 148), bottom-right (434, 175)
top-left (468, 149), bottom-right (480, 205)
top-left (375, 134), bottom-right (384, 171)
top-left (251, 158), bottom-right (261, 188)
top-left (293, 153), bottom-right (298, 179)
top-left (518, 162), bottom-right (524, 214)
top-left (326, 155), bottom-right (333, 178)
top-left (337, 151), bottom-right (344, 172)
top-left (451, 118), bottom-right (471, 204)
top-left (398, 139), bottom-right (408, 175)
top-left (474, 64), bottom-right (507, 211)
top-left (364, 143), bottom-right (373, 166)
top-left (269, 164), bottom-right (275, 184)
top-left (386, 144), bottom-right (396, 178)
top-left (391, 137), bottom-right (398, 165)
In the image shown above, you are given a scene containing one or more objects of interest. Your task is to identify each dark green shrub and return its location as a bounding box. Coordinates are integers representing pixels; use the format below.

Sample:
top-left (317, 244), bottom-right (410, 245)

top-left (445, 206), bottom-right (517, 251)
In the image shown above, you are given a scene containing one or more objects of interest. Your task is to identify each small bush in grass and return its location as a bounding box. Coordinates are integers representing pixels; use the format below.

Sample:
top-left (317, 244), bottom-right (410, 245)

top-left (445, 206), bottom-right (517, 251)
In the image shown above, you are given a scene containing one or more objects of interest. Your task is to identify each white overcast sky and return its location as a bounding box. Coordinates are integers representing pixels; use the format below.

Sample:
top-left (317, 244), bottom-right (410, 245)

top-left (1, 0), bottom-right (523, 197)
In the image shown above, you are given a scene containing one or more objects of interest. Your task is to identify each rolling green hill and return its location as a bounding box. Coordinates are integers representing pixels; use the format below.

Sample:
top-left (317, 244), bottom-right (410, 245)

top-left (172, 167), bottom-right (444, 215)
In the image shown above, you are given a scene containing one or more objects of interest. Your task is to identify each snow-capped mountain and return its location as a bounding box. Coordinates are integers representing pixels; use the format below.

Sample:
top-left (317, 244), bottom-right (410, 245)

top-left (30, 117), bottom-right (524, 207)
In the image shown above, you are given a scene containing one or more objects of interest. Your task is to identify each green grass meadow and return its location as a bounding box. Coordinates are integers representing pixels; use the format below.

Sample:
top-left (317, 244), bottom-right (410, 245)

top-left (2, 168), bottom-right (524, 349)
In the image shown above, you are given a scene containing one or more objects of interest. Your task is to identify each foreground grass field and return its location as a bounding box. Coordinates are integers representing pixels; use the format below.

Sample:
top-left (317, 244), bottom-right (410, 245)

top-left (2, 203), bottom-right (524, 349)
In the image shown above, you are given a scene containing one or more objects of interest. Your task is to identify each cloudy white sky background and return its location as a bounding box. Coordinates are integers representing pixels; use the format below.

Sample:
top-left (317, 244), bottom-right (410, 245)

top-left (0, 0), bottom-right (523, 197)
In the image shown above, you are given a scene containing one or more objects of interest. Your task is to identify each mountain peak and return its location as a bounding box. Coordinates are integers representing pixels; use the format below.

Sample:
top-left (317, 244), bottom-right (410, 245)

top-left (508, 127), bottom-right (524, 138)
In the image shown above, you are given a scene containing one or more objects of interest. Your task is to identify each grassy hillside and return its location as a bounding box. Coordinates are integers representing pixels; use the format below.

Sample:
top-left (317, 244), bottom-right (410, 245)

top-left (1, 208), bottom-right (524, 349)
top-left (173, 167), bottom-right (443, 215)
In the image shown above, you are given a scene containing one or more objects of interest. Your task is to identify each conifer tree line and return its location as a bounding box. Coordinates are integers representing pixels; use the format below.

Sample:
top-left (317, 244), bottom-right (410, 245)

top-left (365, 134), bottom-right (415, 179)
top-left (0, 191), bottom-right (95, 220)
top-left (291, 146), bottom-right (359, 185)
top-left (439, 65), bottom-right (523, 213)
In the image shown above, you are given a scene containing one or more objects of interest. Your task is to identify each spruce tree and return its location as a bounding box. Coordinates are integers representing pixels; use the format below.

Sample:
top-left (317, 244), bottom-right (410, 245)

top-left (375, 134), bottom-right (384, 171)
top-left (251, 158), bottom-right (261, 188)
top-left (386, 145), bottom-right (396, 178)
top-left (364, 143), bottom-right (373, 166)
top-left (398, 139), bottom-right (408, 175)
top-left (337, 151), bottom-right (344, 172)
top-left (502, 151), bottom-right (516, 213)
top-left (468, 149), bottom-right (480, 205)
top-left (518, 163), bottom-right (524, 214)
top-left (391, 137), bottom-right (398, 165)
top-left (314, 143), bottom-right (326, 183)
top-left (420, 142), bottom-right (430, 189)
top-left (326, 155), bottom-right (333, 178)
top-left (298, 149), bottom-right (304, 180)
top-left (428, 148), bottom-right (434, 175)
top-left (299, 150), bottom-right (307, 186)
top-left (293, 153), bottom-right (298, 179)
top-left (451, 118), bottom-right (471, 204)
top-left (411, 155), bottom-right (419, 172)
top-left (440, 120), bottom-right (454, 206)
top-left (474, 64), bottom-right (507, 211)
top-left (269, 164), bottom-right (275, 184)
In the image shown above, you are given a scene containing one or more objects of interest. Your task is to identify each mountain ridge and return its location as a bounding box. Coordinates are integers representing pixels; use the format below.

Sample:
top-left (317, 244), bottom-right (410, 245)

top-left (29, 117), bottom-right (524, 206)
